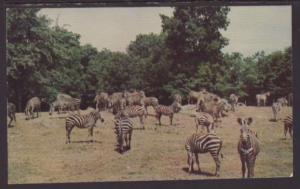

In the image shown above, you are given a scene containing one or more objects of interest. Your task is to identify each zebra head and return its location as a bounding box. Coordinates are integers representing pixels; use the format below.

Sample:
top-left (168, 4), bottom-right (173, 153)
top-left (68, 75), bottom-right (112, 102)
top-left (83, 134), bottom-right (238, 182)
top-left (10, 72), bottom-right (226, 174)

top-left (93, 110), bottom-right (104, 123)
top-left (237, 117), bottom-right (253, 146)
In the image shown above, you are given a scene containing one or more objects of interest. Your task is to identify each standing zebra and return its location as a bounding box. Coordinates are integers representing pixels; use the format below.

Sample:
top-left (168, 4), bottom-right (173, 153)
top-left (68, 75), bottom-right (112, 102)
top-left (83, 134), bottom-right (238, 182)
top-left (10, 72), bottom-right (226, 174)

top-left (154, 101), bottom-right (181, 126)
top-left (143, 97), bottom-right (159, 115)
top-left (283, 114), bottom-right (293, 139)
top-left (277, 97), bottom-right (288, 107)
top-left (115, 105), bottom-right (147, 129)
top-left (272, 102), bottom-right (282, 121)
top-left (114, 115), bottom-right (133, 153)
top-left (25, 97), bottom-right (41, 120)
top-left (185, 133), bottom-right (223, 176)
top-left (94, 92), bottom-right (109, 111)
top-left (237, 117), bottom-right (260, 178)
top-left (256, 92), bottom-right (270, 106)
top-left (7, 102), bottom-right (16, 127)
top-left (65, 110), bottom-right (104, 144)
top-left (193, 112), bottom-right (215, 133)
top-left (229, 94), bottom-right (239, 112)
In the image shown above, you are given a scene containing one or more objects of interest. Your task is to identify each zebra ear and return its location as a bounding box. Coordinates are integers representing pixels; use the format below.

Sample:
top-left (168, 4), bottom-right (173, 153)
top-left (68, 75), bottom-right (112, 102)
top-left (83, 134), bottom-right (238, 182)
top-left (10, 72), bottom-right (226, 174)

top-left (247, 117), bottom-right (253, 125)
top-left (237, 118), bottom-right (242, 125)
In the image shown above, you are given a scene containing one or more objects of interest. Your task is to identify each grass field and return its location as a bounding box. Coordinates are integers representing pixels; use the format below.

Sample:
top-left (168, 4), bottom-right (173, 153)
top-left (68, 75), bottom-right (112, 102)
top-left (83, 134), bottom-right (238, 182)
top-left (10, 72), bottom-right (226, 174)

top-left (8, 106), bottom-right (293, 184)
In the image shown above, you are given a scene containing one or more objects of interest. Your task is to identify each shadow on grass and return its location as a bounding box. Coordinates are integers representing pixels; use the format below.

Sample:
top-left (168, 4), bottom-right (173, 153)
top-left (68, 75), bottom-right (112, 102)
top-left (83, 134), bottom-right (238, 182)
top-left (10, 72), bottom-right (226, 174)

top-left (114, 146), bottom-right (131, 154)
top-left (182, 167), bottom-right (215, 177)
top-left (71, 140), bottom-right (102, 144)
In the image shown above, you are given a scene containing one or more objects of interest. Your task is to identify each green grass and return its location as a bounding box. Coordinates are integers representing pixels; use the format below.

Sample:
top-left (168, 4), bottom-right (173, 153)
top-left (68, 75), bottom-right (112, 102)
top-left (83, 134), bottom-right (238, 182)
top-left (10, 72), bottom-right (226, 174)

top-left (8, 106), bottom-right (293, 183)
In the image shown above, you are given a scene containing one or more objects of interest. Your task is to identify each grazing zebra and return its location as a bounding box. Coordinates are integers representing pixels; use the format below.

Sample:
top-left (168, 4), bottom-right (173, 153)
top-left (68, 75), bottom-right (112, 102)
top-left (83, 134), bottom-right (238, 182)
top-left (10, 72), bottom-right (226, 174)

top-left (65, 110), bottom-right (104, 144)
top-left (277, 97), bottom-right (288, 107)
top-left (25, 97), bottom-right (41, 120)
top-left (193, 112), bottom-right (215, 133)
top-left (283, 114), bottom-right (293, 139)
top-left (7, 102), bottom-right (16, 127)
top-left (256, 92), bottom-right (270, 106)
top-left (185, 133), bottom-right (223, 176)
top-left (114, 116), bottom-right (133, 153)
top-left (94, 92), bottom-right (109, 111)
top-left (272, 102), bottom-right (282, 121)
top-left (49, 100), bottom-right (67, 115)
top-left (116, 105), bottom-right (147, 129)
top-left (143, 97), bottom-right (159, 114)
top-left (237, 117), bottom-right (260, 178)
top-left (229, 94), bottom-right (239, 112)
top-left (154, 101), bottom-right (181, 126)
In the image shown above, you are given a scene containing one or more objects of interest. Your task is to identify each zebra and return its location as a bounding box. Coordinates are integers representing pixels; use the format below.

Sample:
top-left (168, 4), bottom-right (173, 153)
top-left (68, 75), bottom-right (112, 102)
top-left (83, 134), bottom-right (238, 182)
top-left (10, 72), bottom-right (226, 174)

top-left (94, 92), bottom-right (109, 111)
top-left (49, 100), bottom-right (67, 115)
top-left (124, 90), bottom-right (145, 106)
top-left (272, 102), bottom-right (282, 121)
top-left (256, 92), bottom-right (270, 106)
top-left (185, 133), bottom-right (223, 176)
top-left (196, 98), bottom-right (224, 122)
top-left (283, 114), bottom-right (293, 139)
top-left (229, 94), bottom-right (239, 112)
top-left (115, 105), bottom-right (147, 129)
top-left (7, 102), bottom-right (16, 127)
top-left (193, 112), bottom-right (215, 134)
top-left (187, 90), bottom-right (202, 104)
top-left (114, 115), bottom-right (133, 153)
top-left (277, 97), bottom-right (288, 107)
top-left (65, 110), bottom-right (104, 144)
top-left (173, 93), bottom-right (182, 104)
top-left (154, 101), bottom-right (181, 126)
top-left (237, 117), bottom-right (260, 178)
top-left (143, 97), bottom-right (159, 114)
top-left (25, 97), bottom-right (41, 120)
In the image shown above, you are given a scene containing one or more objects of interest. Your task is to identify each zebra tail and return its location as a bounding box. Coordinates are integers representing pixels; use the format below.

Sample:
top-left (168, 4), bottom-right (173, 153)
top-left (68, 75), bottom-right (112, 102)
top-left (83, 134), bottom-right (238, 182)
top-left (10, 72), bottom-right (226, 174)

top-left (221, 153), bottom-right (224, 159)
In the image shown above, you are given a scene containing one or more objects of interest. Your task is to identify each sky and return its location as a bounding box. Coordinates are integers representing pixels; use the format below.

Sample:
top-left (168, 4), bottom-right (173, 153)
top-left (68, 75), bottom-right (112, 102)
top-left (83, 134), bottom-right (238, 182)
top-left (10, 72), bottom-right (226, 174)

top-left (39, 6), bottom-right (291, 57)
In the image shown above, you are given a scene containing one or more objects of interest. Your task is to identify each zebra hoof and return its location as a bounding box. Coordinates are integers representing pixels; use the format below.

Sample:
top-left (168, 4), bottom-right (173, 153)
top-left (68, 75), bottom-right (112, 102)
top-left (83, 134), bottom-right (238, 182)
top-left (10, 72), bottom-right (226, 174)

top-left (215, 173), bottom-right (220, 177)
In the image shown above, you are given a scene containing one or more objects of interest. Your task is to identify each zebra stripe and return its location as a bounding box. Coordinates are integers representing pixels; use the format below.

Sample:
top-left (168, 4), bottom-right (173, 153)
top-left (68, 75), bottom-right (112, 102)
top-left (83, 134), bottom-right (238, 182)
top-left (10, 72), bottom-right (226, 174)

top-left (283, 114), bottom-right (293, 139)
top-left (65, 110), bottom-right (104, 144)
top-left (185, 133), bottom-right (223, 176)
top-left (114, 117), bottom-right (133, 153)
top-left (116, 105), bottom-right (147, 129)
top-left (154, 101), bottom-right (181, 126)
top-left (237, 117), bottom-right (260, 178)
top-left (194, 112), bottom-right (215, 134)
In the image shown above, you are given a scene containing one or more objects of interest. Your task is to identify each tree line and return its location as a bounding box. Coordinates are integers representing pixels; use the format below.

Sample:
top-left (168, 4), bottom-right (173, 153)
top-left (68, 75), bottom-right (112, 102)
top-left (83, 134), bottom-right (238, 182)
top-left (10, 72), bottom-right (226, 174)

top-left (6, 7), bottom-right (292, 111)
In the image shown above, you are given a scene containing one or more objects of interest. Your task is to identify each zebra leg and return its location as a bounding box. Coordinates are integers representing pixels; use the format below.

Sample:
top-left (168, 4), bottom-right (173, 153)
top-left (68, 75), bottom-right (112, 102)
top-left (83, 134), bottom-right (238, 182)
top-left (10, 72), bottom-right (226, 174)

top-left (88, 126), bottom-right (94, 142)
top-left (246, 158), bottom-right (252, 178)
top-left (211, 152), bottom-right (221, 177)
top-left (157, 114), bottom-right (162, 126)
top-left (139, 116), bottom-right (145, 130)
top-left (128, 131), bottom-right (132, 149)
top-left (188, 152), bottom-right (195, 173)
top-left (284, 126), bottom-right (288, 139)
top-left (240, 155), bottom-right (246, 178)
top-left (195, 153), bottom-right (201, 173)
top-left (66, 125), bottom-right (75, 144)
top-left (8, 116), bottom-right (12, 127)
top-left (120, 134), bottom-right (125, 153)
top-left (249, 158), bottom-right (256, 178)
top-left (170, 114), bottom-right (173, 126)
top-left (289, 127), bottom-right (293, 138)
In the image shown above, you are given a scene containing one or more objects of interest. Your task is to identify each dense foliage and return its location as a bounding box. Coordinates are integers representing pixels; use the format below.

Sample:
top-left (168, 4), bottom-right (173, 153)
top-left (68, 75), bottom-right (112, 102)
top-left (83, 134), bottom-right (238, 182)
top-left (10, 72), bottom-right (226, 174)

top-left (6, 7), bottom-right (292, 111)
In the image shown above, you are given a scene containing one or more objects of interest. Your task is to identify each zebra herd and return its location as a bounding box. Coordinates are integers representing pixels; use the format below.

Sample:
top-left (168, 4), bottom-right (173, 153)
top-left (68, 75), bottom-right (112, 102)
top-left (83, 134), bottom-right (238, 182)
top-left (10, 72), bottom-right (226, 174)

top-left (7, 89), bottom-right (293, 178)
